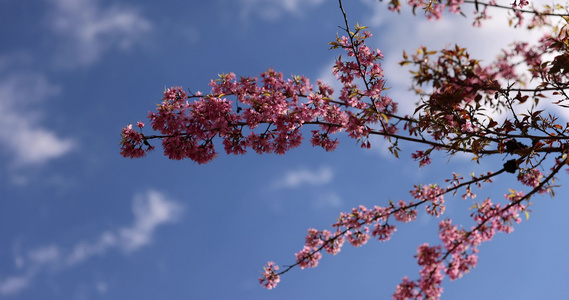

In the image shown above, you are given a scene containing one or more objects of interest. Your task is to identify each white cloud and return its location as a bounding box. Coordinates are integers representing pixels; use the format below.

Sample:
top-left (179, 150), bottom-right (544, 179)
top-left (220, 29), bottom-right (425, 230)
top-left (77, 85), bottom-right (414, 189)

top-left (313, 192), bottom-right (343, 208)
top-left (66, 189), bottom-right (183, 265)
top-left (119, 190), bottom-right (183, 252)
top-left (0, 189), bottom-right (182, 296)
top-left (47, 0), bottom-right (152, 66)
top-left (239, 0), bottom-right (326, 21)
top-left (268, 167), bottom-right (342, 211)
top-left (272, 166), bottom-right (334, 189)
top-left (0, 72), bottom-right (75, 166)
top-left (0, 276), bottom-right (30, 296)
top-left (96, 281), bottom-right (108, 294)
top-left (27, 245), bottom-right (60, 265)
top-left (65, 232), bottom-right (117, 266)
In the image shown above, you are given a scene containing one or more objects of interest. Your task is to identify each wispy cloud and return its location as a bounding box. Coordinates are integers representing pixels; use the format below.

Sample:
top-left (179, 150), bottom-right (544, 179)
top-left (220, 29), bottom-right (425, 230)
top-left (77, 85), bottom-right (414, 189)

top-left (272, 166), bottom-right (334, 189)
top-left (313, 191), bottom-right (343, 208)
top-left (0, 72), bottom-right (75, 166)
top-left (66, 189), bottom-right (183, 265)
top-left (0, 275), bottom-right (30, 296)
top-left (119, 190), bottom-right (183, 251)
top-left (239, 0), bottom-right (326, 21)
top-left (27, 245), bottom-right (61, 265)
top-left (268, 166), bottom-right (342, 210)
top-left (46, 0), bottom-right (152, 67)
top-left (0, 189), bottom-right (182, 296)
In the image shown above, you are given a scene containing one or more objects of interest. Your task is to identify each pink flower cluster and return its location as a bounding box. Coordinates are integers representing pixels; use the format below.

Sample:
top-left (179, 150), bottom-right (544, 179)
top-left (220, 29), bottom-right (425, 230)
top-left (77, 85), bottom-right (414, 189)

top-left (295, 246), bottom-right (323, 269)
top-left (334, 204), bottom-right (399, 245)
top-left (518, 168), bottom-right (546, 193)
top-left (331, 31), bottom-right (398, 146)
top-left (410, 184), bottom-right (446, 217)
top-left (266, 193), bottom-right (446, 291)
top-left (492, 38), bottom-right (549, 83)
top-left (262, 163), bottom-right (531, 298)
top-left (438, 219), bottom-right (478, 281)
top-left (415, 244), bottom-right (445, 298)
top-left (392, 189), bottom-right (528, 299)
top-left (121, 31), bottom-right (397, 163)
top-left (392, 244), bottom-right (445, 299)
top-left (120, 123), bottom-right (154, 158)
top-left (258, 261), bottom-right (280, 290)
top-left (471, 192), bottom-right (526, 237)
top-left (294, 228), bottom-right (346, 270)
top-left (460, 120), bottom-right (476, 133)
top-left (287, 204), bottom-right (408, 281)
top-left (411, 150), bottom-right (432, 167)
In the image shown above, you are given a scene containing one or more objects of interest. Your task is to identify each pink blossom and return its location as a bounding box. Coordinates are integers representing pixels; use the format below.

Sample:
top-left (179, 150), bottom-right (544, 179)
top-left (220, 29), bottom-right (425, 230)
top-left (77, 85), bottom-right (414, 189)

top-left (371, 223), bottom-right (397, 241)
top-left (518, 169), bottom-right (546, 193)
top-left (322, 230), bottom-right (345, 255)
top-left (346, 228), bottom-right (370, 247)
top-left (259, 262), bottom-right (280, 290)
top-left (415, 244), bottom-right (444, 299)
top-left (411, 150), bottom-right (432, 167)
top-left (393, 200), bottom-right (418, 223)
top-left (411, 184), bottom-right (446, 217)
top-left (460, 120), bottom-right (475, 133)
top-left (120, 123), bottom-right (154, 158)
top-left (393, 277), bottom-right (418, 300)
top-left (305, 228), bottom-right (324, 249)
top-left (295, 246), bottom-right (322, 269)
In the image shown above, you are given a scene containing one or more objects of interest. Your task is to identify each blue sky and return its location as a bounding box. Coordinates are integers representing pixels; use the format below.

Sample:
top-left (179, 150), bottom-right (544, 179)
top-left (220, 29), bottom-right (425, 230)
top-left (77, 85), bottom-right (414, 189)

top-left (1, 0), bottom-right (568, 299)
